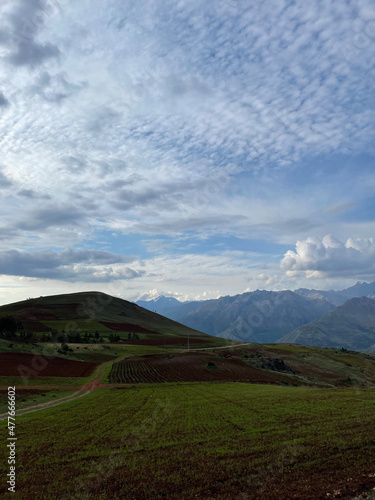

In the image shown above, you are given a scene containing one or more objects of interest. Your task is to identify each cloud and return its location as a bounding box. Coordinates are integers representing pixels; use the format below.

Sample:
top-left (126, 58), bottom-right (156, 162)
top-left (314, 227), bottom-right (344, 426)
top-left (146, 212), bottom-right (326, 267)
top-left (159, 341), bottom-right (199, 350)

top-left (60, 154), bottom-right (87, 174)
top-left (0, 248), bottom-right (142, 281)
top-left (0, 171), bottom-right (13, 188)
top-left (1, 0), bottom-right (60, 67)
top-left (30, 71), bottom-right (87, 102)
top-left (17, 189), bottom-right (51, 199)
top-left (0, 92), bottom-right (9, 107)
top-left (16, 205), bottom-right (83, 231)
top-left (281, 235), bottom-right (375, 278)
top-left (0, 0), bottom-right (374, 302)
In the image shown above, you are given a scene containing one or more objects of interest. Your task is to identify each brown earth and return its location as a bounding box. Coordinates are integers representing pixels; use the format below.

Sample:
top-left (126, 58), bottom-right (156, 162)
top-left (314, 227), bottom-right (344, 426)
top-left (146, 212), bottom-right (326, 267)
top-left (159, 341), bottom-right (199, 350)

top-left (0, 352), bottom-right (99, 377)
top-left (108, 352), bottom-right (303, 385)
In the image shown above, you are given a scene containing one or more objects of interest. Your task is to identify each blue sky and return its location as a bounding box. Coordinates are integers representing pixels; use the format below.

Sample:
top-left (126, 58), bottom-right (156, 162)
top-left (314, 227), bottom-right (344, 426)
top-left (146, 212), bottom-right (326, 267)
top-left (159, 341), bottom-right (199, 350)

top-left (0, 0), bottom-right (375, 304)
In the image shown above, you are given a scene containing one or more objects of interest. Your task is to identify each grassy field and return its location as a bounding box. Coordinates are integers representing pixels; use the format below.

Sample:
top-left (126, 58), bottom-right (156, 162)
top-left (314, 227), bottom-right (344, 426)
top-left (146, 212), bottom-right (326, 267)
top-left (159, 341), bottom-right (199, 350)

top-left (1, 305), bottom-right (375, 500)
top-left (1, 383), bottom-right (375, 499)
top-left (0, 375), bottom-right (94, 388)
top-left (0, 388), bottom-right (76, 413)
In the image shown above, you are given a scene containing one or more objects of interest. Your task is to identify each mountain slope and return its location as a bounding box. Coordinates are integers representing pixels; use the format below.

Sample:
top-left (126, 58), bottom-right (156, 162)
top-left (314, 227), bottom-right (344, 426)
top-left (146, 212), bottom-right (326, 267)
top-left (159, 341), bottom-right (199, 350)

top-left (0, 291), bottom-right (225, 347)
top-left (341, 281), bottom-right (375, 299)
top-left (280, 296), bottom-right (375, 351)
top-left (177, 290), bottom-right (334, 343)
top-left (136, 295), bottom-right (206, 321)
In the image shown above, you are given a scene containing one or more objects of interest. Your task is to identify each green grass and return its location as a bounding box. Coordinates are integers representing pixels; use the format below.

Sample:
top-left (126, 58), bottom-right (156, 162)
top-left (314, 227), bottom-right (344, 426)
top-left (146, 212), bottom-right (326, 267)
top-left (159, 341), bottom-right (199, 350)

top-left (41, 319), bottom-right (114, 333)
top-left (0, 339), bottom-right (169, 359)
top-left (264, 343), bottom-right (312, 353)
top-left (1, 383), bottom-right (374, 499)
top-left (0, 389), bottom-right (76, 413)
top-left (0, 339), bottom-right (62, 356)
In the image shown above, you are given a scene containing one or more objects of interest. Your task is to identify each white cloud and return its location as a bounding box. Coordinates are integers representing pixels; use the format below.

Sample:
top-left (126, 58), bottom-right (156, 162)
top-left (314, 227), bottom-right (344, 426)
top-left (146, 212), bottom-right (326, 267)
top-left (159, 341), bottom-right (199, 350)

top-left (281, 235), bottom-right (375, 278)
top-left (0, 0), bottom-right (374, 301)
top-left (0, 248), bottom-right (142, 282)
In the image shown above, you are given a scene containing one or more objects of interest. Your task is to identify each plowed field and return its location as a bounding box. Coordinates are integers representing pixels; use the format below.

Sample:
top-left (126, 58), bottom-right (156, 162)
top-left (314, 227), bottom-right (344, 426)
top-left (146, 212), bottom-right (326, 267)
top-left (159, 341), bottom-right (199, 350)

top-left (108, 352), bottom-right (300, 385)
top-left (0, 353), bottom-right (98, 377)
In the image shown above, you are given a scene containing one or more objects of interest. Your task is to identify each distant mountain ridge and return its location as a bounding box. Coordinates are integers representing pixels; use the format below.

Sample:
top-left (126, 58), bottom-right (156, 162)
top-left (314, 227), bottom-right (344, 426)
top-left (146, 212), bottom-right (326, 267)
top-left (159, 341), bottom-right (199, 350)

top-left (139, 289), bottom-right (334, 343)
top-left (294, 281), bottom-right (375, 306)
top-left (280, 296), bottom-right (375, 351)
top-left (178, 290), bottom-right (334, 343)
top-left (137, 281), bottom-right (375, 350)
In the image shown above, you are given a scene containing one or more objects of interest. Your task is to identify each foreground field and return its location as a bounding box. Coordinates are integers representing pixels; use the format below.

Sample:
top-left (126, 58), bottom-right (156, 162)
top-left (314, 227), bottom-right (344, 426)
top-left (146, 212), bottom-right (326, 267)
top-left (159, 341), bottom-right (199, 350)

top-left (1, 383), bottom-right (374, 499)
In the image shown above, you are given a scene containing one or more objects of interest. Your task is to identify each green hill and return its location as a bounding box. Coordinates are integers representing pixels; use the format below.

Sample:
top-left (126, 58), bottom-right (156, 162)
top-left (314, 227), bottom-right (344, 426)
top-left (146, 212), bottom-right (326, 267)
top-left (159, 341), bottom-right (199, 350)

top-left (0, 291), bottom-right (227, 348)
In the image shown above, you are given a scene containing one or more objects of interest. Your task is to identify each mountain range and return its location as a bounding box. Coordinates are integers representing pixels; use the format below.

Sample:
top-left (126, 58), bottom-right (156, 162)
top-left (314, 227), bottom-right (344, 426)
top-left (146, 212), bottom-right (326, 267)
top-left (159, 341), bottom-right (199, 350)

top-left (137, 282), bottom-right (375, 351)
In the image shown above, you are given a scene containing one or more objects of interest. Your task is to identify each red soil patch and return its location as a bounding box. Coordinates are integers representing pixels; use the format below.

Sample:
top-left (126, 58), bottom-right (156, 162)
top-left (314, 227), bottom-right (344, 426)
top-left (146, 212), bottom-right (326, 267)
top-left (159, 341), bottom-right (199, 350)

top-left (114, 337), bottom-right (209, 346)
top-left (18, 320), bottom-right (52, 332)
top-left (0, 353), bottom-right (98, 378)
top-left (100, 322), bottom-right (160, 334)
top-left (15, 309), bottom-right (58, 321)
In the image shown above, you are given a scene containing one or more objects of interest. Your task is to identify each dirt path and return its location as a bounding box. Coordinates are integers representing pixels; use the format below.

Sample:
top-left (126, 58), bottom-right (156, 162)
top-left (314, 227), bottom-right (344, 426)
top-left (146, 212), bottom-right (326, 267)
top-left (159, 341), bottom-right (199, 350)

top-left (0, 344), bottom-right (247, 421)
top-left (191, 342), bottom-right (250, 351)
top-left (0, 351), bottom-right (134, 421)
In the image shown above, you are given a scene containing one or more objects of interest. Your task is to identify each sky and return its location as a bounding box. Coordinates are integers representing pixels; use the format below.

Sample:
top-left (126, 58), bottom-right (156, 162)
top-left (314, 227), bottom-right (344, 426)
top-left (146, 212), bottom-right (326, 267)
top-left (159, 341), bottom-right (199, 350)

top-left (0, 0), bottom-right (375, 305)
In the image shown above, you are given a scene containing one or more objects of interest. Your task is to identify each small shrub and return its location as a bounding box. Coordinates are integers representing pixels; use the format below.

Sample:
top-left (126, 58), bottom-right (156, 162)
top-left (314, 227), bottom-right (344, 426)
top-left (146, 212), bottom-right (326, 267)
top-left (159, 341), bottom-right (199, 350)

top-left (206, 361), bottom-right (218, 371)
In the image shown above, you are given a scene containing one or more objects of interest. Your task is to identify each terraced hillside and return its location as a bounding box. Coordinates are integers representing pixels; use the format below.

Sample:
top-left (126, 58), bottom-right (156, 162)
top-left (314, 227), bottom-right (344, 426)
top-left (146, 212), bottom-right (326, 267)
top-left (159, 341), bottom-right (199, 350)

top-left (0, 291), bottom-right (227, 348)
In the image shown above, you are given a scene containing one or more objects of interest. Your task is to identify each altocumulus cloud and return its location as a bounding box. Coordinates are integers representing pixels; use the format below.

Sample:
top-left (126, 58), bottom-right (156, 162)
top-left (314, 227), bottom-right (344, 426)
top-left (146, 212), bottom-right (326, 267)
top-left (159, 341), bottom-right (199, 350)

top-left (0, 248), bottom-right (143, 281)
top-left (0, 0), bottom-right (374, 301)
top-left (281, 235), bottom-right (375, 279)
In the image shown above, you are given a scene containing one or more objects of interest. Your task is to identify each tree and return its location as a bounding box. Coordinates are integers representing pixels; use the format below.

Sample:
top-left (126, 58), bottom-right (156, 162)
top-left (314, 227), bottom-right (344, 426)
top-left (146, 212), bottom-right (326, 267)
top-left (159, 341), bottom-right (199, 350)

top-left (0, 316), bottom-right (18, 338)
top-left (109, 333), bottom-right (120, 342)
top-left (61, 342), bottom-right (69, 352)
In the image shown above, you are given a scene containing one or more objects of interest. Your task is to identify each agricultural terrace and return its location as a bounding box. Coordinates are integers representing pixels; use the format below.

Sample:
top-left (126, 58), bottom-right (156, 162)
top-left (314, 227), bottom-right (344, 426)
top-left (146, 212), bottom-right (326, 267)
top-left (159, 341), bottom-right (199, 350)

top-left (108, 352), bottom-right (303, 385)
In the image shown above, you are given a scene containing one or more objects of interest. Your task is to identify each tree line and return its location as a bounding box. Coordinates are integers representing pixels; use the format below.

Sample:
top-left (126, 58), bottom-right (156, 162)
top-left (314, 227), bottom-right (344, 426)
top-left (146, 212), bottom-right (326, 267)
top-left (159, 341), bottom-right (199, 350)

top-left (0, 316), bottom-right (141, 344)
